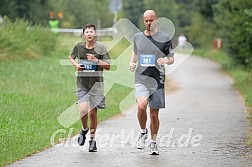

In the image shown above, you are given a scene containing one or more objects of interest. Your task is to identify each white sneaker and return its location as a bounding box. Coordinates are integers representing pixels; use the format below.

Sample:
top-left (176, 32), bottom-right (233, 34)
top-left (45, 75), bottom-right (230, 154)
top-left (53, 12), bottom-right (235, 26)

top-left (150, 142), bottom-right (159, 155)
top-left (136, 129), bottom-right (148, 149)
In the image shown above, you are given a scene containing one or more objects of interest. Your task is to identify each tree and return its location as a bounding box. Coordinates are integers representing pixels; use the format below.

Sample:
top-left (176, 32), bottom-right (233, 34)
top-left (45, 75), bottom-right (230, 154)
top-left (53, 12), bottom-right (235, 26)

top-left (194, 0), bottom-right (218, 22)
top-left (123, 0), bottom-right (145, 28)
top-left (214, 0), bottom-right (252, 67)
top-left (143, 0), bottom-right (178, 29)
top-left (58, 0), bottom-right (113, 28)
top-left (0, 0), bottom-right (50, 25)
top-left (175, 0), bottom-right (195, 28)
top-left (0, 0), bottom-right (17, 20)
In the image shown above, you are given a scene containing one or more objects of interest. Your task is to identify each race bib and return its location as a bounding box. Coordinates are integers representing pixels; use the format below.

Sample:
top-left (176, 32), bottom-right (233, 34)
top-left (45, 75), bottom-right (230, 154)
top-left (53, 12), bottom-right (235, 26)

top-left (139, 54), bottom-right (155, 66)
top-left (80, 60), bottom-right (97, 72)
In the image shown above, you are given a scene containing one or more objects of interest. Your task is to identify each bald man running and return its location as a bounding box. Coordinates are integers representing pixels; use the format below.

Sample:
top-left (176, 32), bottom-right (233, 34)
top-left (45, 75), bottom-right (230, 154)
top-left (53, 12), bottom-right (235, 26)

top-left (130, 10), bottom-right (174, 155)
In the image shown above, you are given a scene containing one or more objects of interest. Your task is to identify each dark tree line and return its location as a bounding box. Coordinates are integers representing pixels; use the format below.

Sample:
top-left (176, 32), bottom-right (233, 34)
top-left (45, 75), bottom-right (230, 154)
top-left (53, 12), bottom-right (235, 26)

top-left (0, 0), bottom-right (251, 67)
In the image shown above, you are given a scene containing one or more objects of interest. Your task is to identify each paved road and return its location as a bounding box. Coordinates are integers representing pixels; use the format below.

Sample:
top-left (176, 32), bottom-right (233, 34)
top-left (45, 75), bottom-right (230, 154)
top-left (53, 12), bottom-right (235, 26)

top-left (9, 55), bottom-right (251, 167)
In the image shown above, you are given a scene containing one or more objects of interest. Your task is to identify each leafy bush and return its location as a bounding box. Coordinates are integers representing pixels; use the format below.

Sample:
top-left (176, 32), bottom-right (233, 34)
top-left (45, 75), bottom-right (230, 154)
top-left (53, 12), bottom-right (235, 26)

top-left (0, 17), bottom-right (57, 61)
top-left (214, 0), bottom-right (252, 68)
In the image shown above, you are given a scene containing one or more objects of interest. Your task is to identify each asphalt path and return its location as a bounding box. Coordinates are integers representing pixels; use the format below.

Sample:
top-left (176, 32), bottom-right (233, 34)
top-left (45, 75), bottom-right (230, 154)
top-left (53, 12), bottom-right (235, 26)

top-left (9, 54), bottom-right (252, 167)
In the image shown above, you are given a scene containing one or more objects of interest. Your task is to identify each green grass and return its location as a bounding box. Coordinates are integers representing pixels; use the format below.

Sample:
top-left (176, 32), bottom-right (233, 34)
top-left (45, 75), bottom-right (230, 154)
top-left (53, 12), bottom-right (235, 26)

top-left (194, 48), bottom-right (252, 145)
top-left (0, 20), bottom-right (134, 166)
top-left (0, 55), bottom-right (75, 166)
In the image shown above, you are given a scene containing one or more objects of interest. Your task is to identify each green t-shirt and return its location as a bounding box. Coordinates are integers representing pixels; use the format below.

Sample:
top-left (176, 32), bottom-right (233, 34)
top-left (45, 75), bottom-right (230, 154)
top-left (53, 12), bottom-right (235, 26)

top-left (49, 20), bottom-right (59, 28)
top-left (70, 41), bottom-right (110, 95)
top-left (49, 20), bottom-right (59, 33)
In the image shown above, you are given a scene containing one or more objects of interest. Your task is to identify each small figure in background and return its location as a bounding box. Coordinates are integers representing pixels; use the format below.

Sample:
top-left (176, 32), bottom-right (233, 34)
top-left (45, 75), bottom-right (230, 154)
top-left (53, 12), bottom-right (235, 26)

top-left (48, 17), bottom-right (59, 34)
top-left (178, 33), bottom-right (187, 48)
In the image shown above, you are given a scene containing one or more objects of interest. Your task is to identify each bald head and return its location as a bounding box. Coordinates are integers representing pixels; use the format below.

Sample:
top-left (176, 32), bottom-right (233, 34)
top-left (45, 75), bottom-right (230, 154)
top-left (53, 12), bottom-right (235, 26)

top-left (143, 10), bottom-right (158, 33)
top-left (143, 10), bottom-right (157, 19)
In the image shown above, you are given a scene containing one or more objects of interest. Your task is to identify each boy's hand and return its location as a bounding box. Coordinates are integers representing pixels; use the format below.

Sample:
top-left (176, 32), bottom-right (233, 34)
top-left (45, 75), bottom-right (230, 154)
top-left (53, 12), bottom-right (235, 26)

top-left (130, 63), bottom-right (136, 72)
top-left (87, 54), bottom-right (98, 63)
top-left (75, 64), bottom-right (84, 71)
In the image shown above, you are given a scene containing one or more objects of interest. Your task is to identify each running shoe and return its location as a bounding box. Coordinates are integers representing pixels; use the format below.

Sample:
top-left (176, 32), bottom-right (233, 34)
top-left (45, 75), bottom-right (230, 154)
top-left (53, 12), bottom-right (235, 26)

top-left (88, 140), bottom-right (97, 152)
top-left (150, 142), bottom-right (159, 155)
top-left (77, 128), bottom-right (89, 146)
top-left (136, 129), bottom-right (148, 149)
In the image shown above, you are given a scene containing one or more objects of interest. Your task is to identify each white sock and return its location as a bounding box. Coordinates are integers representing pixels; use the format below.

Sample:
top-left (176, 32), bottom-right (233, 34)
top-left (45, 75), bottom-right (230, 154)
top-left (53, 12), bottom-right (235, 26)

top-left (141, 128), bottom-right (147, 134)
top-left (82, 126), bottom-right (89, 131)
top-left (150, 140), bottom-right (156, 143)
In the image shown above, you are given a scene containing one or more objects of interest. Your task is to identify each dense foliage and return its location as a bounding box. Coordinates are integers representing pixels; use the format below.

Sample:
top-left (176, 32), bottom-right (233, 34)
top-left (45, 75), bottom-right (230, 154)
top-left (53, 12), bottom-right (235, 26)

top-left (0, 0), bottom-right (251, 67)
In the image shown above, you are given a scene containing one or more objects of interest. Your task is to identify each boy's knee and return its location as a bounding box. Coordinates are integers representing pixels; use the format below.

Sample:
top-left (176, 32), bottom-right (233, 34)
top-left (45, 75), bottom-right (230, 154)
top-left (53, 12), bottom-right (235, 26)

top-left (80, 109), bottom-right (88, 118)
top-left (89, 111), bottom-right (97, 119)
